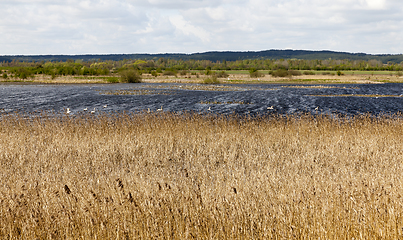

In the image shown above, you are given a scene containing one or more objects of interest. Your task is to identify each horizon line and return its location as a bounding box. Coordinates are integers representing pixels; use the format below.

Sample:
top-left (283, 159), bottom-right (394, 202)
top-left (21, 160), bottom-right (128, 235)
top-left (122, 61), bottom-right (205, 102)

top-left (1, 49), bottom-right (403, 57)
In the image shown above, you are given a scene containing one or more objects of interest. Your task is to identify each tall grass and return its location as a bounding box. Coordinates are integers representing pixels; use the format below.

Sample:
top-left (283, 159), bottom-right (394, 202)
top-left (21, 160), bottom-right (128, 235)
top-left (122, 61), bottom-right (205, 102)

top-left (1, 112), bottom-right (403, 239)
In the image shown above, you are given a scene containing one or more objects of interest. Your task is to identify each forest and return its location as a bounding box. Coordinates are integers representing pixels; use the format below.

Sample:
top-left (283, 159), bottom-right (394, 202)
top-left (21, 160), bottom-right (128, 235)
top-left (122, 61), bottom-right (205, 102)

top-left (1, 56), bottom-right (403, 80)
top-left (1, 49), bottom-right (403, 63)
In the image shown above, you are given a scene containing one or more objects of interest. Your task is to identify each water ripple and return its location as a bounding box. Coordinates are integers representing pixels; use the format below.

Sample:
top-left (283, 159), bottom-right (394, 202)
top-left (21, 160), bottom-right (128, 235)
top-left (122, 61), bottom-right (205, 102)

top-left (1, 83), bottom-right (402, 116)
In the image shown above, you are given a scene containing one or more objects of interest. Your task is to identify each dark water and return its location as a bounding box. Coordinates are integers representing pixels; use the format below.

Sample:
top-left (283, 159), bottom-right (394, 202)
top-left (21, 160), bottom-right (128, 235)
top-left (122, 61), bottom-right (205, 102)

top-left (1, 83), bottom-right (403, 116)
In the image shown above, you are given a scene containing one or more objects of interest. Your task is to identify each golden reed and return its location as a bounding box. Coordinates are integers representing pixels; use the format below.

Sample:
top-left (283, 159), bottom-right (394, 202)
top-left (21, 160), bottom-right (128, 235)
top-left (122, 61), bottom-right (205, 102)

top-left (1, 112), bottom-right (403, 239)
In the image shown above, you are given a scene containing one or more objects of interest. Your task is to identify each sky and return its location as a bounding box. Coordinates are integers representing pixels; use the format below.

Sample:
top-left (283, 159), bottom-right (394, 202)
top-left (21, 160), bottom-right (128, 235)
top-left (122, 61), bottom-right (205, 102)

top-left (0, 0), bottom-right (402, 55)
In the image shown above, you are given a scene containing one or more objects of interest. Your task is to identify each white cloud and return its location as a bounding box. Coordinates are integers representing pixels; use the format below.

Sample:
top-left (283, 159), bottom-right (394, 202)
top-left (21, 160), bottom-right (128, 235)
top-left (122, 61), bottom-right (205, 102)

top-left (169, 15), bottom-right (211, 43)
top-left (360, 0), bottom-right (386, 9)
top-left (0, 0), bottom-right (402, 54)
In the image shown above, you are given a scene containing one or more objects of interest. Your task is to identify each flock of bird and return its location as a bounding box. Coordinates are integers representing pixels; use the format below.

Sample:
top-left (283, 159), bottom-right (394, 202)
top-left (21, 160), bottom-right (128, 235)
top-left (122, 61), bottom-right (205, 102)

top-left (66, 105), bottom-right (107, 114)
top-left (66, 105), bottom-right (320, 114)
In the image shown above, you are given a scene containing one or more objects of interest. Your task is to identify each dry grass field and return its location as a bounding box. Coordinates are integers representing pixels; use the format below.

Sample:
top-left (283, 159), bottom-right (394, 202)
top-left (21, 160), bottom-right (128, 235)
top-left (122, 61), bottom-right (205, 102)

top-left (2, 72), bottom-right (403, 84)
top-left (1, 112), bottom-right (403, 239)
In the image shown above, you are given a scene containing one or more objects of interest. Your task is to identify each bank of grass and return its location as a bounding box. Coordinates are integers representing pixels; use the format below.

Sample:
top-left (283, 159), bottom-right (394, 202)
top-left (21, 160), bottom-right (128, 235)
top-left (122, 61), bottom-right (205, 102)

top-left (198, 70), bottom-right (401, 76)
top-left (2, 71), bottom-right (403, 85)
top-left (74, 76), bottom-right (120, 83)
top-left (1, 112), bottom-right (403, 239)
top-left (206, 70), bottom-right (403, 77)
top-left (225, 78), bottom-right (348, 84)
top-left (202, 75), bottom-right (220, 84)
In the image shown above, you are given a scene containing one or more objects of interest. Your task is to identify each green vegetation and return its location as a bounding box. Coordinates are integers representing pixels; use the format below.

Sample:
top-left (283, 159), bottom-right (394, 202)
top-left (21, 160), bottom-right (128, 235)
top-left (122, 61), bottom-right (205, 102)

top-left (1, 50), bottom-right (403, 63)
top-left (162, 69), bottom-right (177, 76)
top-left (215, 70), bottom-right (229, 78)
top-left (303, 71), bottom-right (316, 75)
top-left (1, 56), bottom-right (403, 83)
top-left (202, 75), bottom-right (220, 84)
top-left (179, 70), bottom-right (189, 76)
top-left (119, 70), bottom-right (142, 83)
top-left (269, 69), bottom-right (290, 77)
top-left (249, 68), bottom-right (265, 78)
top-left (337, 70), bottom-right (345, 76)
top-left (106, 77), bottom-right (120, 83)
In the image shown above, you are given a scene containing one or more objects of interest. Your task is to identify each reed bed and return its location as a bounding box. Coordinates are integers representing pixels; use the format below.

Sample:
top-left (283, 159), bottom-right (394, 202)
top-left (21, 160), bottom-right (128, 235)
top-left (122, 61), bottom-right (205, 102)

top-left (1, 112), bottom-right (403, 239)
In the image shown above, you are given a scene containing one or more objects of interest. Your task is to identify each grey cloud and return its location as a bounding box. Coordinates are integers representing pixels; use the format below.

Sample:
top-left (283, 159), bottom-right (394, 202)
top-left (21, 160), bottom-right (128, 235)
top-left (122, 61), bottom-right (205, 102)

top-left (0, 0), bottom-right (402, 54)
top-left (127, 0), bottom-right (243, 9)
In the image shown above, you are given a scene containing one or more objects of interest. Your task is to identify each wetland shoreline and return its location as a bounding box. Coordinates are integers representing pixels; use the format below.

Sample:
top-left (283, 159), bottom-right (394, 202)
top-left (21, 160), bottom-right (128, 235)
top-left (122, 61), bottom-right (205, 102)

top-left (2, 72), bottom-right (403, 85)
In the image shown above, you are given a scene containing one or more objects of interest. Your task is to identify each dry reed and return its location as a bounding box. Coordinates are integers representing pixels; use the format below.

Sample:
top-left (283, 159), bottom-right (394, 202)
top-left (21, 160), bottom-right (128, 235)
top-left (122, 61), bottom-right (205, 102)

top-left (1, 112), bottom-right (403, 239)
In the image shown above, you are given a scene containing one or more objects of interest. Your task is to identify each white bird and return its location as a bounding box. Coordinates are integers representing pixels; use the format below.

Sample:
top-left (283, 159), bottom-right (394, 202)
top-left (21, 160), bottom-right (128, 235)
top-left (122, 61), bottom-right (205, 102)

top-left (90, 108), bottom-right (96, 114)
top-left (157, 106), bottom-right (163, 111)
top-left (83, 107), bottom-right (88, 111)
top-left (267, 106), bottom-right (274, 110)
top-left (147, 108), bottom-right (151, 113)
top-left (315, 106), bottom-right (319, 110)
top-left (208, 106), bottom-right (211, 111)
top-left (66, 108), bottom-right (71, 114)
top-left (103, 105), bottom-right (107, 108)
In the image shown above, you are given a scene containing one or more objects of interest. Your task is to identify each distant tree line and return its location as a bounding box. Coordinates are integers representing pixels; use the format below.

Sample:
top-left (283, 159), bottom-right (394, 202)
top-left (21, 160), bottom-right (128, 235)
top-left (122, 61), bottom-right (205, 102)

top-left (1, 58), bottom-right (403, 79)
top-left (1, 50), bottom-right (403, 63)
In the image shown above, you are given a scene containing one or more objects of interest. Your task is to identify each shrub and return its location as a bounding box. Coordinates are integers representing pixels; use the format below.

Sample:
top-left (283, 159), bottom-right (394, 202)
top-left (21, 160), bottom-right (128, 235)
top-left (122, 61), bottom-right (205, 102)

top-left (322, 72), bottom-right (335, 76)
top-left (215, 71), bottom-right (229, 78)
top-left (120, 70), bottom-right (142, 83)
top-left (249, 68), bottom-right (265, 78)
top-left (205, 69), bottom-right (212, 75)
top-left (270, 69), bottom-right (289, 77)
top-left (303, 71), bottom-right (316, 75)
top-left (179, 70), bottom-right (189, 76)
top-left (19, 71), bottom-right (28, 79)
top-left (288, 70), bottom-right (302, 76)
top-left (337, 70), bottom-right (345, 76)
top-left (102, 68), bottom-right (110, 75)
top-left (151, 71), bottom-right (158, 77)
top-left (202, 75), bottom-right (220, 84)
top-left (106, 77), bottom-right (120, 83)
top-left (163, 70), bottom-right (177, 76)
top-left (2, 73), bottom-right (7, 79)
top-left (396, 71), bottom-right (403, 76)
top-left (15, 68), bottom-right (33, 79)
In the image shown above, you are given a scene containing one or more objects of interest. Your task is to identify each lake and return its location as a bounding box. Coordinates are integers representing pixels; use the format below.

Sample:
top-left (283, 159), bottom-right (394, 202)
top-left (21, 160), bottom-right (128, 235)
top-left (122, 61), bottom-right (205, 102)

top-left (1, 83), bottom-right (403, 116)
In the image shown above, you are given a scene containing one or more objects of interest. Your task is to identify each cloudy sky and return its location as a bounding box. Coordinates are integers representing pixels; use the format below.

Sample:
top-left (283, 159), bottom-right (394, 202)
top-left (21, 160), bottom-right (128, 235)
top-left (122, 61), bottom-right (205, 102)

top-left (0, 0), bottom-right (402, 55)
